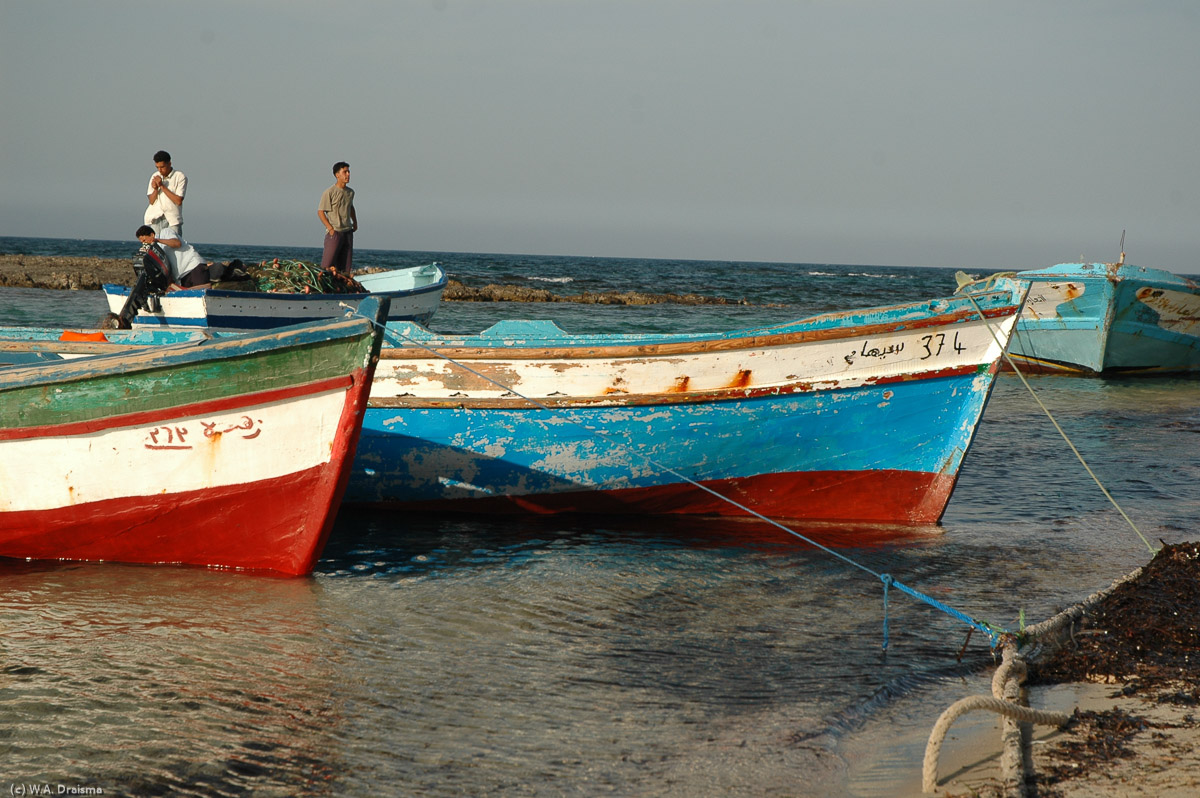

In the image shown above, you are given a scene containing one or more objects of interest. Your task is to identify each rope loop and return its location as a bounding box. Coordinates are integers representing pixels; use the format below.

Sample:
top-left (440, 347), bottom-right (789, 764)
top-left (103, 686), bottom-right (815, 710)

top-left (880, 574), bottom-right (894, 651)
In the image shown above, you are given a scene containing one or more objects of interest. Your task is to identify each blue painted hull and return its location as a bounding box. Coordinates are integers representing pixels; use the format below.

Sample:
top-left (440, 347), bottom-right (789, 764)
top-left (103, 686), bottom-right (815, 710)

top-left (1006, 262), bottom-right (1200, 375)
top-left (348, 369), bottom-right (995, 523)
top-left (343, 277), bottom-right (1025, 522)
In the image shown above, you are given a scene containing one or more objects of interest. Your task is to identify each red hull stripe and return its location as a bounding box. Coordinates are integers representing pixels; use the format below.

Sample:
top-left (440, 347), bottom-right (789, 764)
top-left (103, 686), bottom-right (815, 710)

top-left (0, 369), bottom-right (371, 576)
top-left (362, 469), bottom-right (958, 525)
top-left (0, 374), bottom-right (355, 442)
top-left (999, 357), bottom-right (1090, 375)
top-left (0, 464), bottom-right (338, 575)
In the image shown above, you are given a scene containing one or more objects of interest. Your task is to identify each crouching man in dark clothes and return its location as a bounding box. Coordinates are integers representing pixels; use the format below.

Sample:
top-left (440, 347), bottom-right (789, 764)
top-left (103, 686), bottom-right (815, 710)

top-left (135, 225), bottom-right (210, 288)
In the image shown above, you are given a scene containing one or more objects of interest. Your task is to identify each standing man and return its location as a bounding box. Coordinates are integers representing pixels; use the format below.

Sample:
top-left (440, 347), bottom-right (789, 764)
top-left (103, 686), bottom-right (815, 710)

top-left (318, 161), bottom-right (357, 274)
top-left (145, 150), bottom-right (187, 236)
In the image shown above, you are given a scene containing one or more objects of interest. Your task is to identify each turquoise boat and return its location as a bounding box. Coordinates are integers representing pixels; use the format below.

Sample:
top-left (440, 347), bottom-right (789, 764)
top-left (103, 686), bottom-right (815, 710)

top-left (347, 278), bottom-right (1024, 524)
top-left (961, 260), bottom-right (1200, 376)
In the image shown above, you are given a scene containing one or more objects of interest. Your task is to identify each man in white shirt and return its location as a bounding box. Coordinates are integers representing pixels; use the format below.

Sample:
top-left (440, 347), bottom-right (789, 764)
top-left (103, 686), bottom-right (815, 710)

top-left (145, 150), bottom-right (187, 236)
top-left (135, 225), bottom-right (209, 287)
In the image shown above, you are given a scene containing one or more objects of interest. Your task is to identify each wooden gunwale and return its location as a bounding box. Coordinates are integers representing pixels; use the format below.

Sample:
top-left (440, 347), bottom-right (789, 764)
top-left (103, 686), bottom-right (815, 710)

top-left (0, 338), bottom-right (207, 355)
top-left (0, 315), bottom-right (371, 389)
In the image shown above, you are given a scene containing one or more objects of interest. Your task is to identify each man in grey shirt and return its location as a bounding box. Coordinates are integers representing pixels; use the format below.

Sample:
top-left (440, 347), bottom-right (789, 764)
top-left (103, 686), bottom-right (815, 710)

top-left (317, 161), bottom-right (358, 274)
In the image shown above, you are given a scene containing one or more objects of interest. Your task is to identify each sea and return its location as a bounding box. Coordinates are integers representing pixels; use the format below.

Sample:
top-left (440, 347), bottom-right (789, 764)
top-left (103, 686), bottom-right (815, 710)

top-left (1, 236), bottom-right (1197, 797)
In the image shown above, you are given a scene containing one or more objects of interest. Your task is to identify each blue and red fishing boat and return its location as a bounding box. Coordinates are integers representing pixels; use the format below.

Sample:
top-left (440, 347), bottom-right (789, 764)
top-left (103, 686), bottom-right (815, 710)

top-left (0, 278), bottom-right (1025, 526)
top-left (346, 278), bottom-right (1025, 524)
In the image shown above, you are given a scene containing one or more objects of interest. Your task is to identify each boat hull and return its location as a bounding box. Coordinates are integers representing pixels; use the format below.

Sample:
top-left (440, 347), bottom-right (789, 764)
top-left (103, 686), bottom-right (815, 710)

top-left (0, 302), bottom-right (388, 574)
top-left (1005, 263), bottom-right (1200, 375)
top-left (349, 371), bottom-right (984, 523)
top-left (0, 281), bottom-right (1023, 527)
top-left (344, 280), bottom-right (1024, 523)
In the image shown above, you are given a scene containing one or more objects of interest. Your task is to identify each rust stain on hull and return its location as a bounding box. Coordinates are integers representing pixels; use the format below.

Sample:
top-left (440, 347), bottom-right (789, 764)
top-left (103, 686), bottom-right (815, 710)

top-left (726, 369), bottom-right (752, 388)
top-left (669, 376), bottom-right (691, 393)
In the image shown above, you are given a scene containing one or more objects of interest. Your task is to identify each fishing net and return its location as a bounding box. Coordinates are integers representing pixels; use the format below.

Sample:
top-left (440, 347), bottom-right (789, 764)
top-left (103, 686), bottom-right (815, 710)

top-left (247, 259), bottom-right (366, 294)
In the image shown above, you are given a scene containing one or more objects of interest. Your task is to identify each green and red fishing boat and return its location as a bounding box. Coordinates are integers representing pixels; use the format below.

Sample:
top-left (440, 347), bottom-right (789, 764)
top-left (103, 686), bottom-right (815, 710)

top-left (0, 296), bottom-right (389, 575)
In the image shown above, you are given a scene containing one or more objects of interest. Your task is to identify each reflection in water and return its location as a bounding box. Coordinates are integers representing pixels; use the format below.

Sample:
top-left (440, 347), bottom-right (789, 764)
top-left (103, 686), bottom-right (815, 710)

top-left (1, 564), bottom-right (339, 796)
top-left (315, 515), bottom-right (880, 796)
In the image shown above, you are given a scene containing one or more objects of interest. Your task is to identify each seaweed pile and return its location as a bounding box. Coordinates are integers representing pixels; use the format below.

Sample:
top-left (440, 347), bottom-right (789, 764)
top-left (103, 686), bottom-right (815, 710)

top-left (1034, 707), bottom-right (1150, 789)
top-left (248, 259), bottom-right (365, 294)
top-left (1030, 541), bottom-right (1200, 697)
top-left (1019, 542), bottom-right (1200, 795)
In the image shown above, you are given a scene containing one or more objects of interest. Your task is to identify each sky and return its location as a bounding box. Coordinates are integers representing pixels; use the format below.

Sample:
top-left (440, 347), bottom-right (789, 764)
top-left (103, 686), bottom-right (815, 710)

top-left (2, 1), bottom-right (1198, 270)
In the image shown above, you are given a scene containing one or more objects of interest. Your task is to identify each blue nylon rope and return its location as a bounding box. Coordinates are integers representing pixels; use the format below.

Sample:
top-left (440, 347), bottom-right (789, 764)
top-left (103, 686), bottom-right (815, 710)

top-left (882, 575), bottom-right (891, 651)
top-left (879, 573), bottom-right (1002, 650)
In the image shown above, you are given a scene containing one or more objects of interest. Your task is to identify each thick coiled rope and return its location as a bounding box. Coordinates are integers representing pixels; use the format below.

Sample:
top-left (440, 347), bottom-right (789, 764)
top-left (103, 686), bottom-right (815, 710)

top-left (922, 565), bottom-right (1146, 795)
top-left (922, 644), bottom-right (1070, 794)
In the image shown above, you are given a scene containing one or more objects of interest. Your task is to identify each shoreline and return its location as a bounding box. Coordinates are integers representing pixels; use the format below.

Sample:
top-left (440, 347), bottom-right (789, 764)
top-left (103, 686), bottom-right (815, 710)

top-left (849, 677), bottom-right (1200, 797)
top-left (863, 541), bottom-right (1200, 797)
top-left (0, 254), bottom-right (746, 306)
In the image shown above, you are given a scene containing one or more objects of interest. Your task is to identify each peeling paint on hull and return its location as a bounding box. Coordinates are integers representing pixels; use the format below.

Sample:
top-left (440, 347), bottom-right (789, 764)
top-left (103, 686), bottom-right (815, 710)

top-left (345, 280), bottom-right (1025, 524)
top-left (349, 372), bottom-right (984, 523)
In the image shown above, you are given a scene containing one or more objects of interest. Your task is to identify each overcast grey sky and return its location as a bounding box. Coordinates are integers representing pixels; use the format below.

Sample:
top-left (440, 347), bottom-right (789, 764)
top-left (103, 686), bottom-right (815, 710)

top-left (2, 1), bottom-right (1197, 269)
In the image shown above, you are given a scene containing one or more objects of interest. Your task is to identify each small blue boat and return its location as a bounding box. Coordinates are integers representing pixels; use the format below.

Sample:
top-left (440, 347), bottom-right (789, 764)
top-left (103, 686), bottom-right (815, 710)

top-left (980, 259), bottom-right (1200, 375)
top-left (102, 263), bottom-right (446, 330)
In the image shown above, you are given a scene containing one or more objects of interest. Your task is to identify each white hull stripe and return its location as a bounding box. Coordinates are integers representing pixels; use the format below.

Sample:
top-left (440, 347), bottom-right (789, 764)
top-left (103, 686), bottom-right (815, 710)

top-left (372, 316), bottom-right (1017, 400)
top-left (1, 389), bottom-right (347, 512)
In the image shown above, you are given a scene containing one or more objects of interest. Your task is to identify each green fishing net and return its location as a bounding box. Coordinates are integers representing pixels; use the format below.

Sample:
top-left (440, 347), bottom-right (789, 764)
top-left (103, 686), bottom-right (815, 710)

top-left (247, 259), bottom-right (366, 294)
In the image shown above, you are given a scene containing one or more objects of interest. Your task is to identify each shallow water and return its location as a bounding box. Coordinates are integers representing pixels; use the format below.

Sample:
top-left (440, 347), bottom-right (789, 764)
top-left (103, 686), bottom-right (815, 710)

top-left (1, 244), bottom-right (1196, 796)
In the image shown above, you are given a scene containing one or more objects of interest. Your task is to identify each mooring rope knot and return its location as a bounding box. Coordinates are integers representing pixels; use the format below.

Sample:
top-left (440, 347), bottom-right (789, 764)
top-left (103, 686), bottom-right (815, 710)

top-left (922, 693), bottom-right (1072, 793)
top-left (922, 641), bottom-right (1072, 794)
